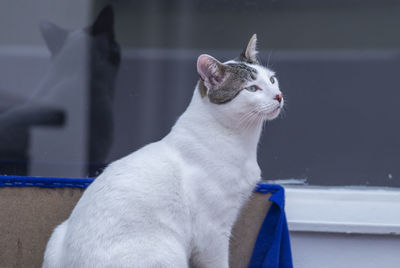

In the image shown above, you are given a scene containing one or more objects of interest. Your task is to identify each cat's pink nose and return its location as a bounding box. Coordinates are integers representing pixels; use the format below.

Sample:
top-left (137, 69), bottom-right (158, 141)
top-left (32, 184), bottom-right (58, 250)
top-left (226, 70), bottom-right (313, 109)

top-left (274, 93), bottom-right (283, 103)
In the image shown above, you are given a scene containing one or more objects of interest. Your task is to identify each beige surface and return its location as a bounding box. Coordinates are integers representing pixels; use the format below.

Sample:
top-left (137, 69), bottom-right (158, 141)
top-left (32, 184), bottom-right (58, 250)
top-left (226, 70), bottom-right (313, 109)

top-left (230, 192), bottom-right (272, 268)
top-left (0, 187), bottom-right (84, 268)
top-left (0, 187), bottom-right (271, 268)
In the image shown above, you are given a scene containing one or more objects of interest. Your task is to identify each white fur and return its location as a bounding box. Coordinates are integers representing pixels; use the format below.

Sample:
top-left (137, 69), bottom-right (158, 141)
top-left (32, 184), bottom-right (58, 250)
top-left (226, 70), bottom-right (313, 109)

top-left (43, 59), bottom-right (283, 267)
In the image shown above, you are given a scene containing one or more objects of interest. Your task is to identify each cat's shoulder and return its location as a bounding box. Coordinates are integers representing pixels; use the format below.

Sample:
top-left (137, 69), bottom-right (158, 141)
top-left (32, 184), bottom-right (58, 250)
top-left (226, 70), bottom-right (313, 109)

top-left (100, 140), bottom-right (182, 181)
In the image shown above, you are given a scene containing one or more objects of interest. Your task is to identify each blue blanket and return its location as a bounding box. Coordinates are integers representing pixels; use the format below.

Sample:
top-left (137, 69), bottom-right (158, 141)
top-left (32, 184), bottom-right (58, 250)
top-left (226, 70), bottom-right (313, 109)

top-left (250, 184), bottom-right (293, 268)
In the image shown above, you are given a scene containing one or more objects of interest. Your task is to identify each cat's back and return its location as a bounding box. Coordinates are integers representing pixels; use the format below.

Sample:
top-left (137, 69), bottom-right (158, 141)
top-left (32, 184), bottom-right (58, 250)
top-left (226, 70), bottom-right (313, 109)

top-left (71, 139), bottom-right (186, 220)
top-left (58, 141), bottom-right (191, 266)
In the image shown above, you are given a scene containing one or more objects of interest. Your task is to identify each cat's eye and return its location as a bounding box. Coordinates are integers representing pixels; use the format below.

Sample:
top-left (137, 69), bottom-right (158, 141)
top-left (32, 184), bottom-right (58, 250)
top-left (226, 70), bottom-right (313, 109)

top-left (246, 85), bottom-right (259, 92)
top-left (270, 76), bottom-right (276, 84)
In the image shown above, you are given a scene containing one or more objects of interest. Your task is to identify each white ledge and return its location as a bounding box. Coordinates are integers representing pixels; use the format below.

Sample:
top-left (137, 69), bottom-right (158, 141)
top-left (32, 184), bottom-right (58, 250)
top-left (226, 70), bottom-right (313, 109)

top-left (284, 186), bottom-right (400, 235)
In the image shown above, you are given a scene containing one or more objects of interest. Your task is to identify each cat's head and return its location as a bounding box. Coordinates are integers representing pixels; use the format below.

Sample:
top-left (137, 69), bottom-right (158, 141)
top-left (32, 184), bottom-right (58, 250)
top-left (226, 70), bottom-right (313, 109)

top-left (197, 34), bottom-right (283, 125)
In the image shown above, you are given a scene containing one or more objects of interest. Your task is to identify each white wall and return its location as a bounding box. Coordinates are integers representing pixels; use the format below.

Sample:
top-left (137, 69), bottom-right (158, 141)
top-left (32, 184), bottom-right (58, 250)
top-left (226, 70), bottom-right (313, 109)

top-left (291, 232), bottom-right (400, 268)
top-left (285, 187), bottom-right (400, 268)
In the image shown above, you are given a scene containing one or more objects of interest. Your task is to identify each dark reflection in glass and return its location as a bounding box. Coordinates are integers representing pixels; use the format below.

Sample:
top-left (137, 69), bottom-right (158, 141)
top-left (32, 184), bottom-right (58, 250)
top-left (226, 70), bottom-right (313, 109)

top-left (0, 5), bottom-right (120, 177)
top-left (0, 97), bottom-right (65, 175)
top-left (87, 6), bottom-right (121, 177)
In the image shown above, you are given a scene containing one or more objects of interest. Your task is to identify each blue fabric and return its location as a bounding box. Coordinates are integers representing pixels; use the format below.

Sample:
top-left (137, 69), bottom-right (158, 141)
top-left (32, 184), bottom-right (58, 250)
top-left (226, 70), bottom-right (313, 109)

top-left (0, 175), bottom-right (94, 188)
top-left (0, 176), bottom-right (292, 267)
top-left (249, 184), bottom-right (293, 268)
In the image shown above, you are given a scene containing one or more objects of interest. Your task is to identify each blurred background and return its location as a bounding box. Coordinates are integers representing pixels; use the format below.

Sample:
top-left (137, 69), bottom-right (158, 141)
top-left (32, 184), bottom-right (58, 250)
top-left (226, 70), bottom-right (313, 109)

top-left (0, 0), bottom-right (399, 187)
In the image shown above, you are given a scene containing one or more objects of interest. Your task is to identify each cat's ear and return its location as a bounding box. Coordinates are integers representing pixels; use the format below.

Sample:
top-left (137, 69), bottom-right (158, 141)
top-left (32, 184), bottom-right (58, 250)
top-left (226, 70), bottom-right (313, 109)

top-left (238, 34), bottom-right (259, 64)
top-left (197, 54), bottom-right (226, 90)
top-left (91, 5), bottom-right (115, 38)
top-left (40, 20), bottom-right (69, 56)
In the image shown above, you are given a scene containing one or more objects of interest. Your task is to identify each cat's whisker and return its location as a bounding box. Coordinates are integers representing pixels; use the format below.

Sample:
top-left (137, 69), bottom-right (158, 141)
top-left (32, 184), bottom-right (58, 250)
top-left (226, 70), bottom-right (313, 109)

top-left (266, 51), bottom-right (272, 69)
top-left (242, 112), bottom-right (258, 131)
top-left (239, 109), bottom-right (260, 128)
top-left (241, 111), bottom-right (259, 131)
top-left (237, 111), bottom-right (254, 128)
top-left (251, 111), bottom-right (265, 129)
top-left (279, 107), bottom-right (288, 119)
top-left (237, 102), bottom-right (281, 131)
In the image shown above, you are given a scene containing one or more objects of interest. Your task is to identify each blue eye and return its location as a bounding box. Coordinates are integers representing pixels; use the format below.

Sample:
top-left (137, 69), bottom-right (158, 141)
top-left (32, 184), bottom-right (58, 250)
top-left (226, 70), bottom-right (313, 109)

top-left (246, 85), bottom-right (258, 92)
top-left (270, 76), bottom-right (276, 84)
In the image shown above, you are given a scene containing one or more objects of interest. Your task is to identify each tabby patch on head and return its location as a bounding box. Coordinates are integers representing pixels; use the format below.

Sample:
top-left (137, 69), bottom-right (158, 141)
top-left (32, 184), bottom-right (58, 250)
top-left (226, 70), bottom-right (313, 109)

top-left (197, 34), bottom-right (262, 104)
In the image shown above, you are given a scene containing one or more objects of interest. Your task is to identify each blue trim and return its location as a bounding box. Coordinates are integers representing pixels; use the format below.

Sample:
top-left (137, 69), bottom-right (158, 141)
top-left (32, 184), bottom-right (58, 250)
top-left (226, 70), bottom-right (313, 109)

top-left (0, 175), bottom-right (94, 189)
top-left (254, 183), bottom-right (284, 195)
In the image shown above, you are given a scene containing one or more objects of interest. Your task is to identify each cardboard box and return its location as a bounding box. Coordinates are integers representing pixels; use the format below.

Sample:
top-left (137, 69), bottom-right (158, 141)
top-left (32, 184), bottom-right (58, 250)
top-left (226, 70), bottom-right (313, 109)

top-left (0, 187), bottom-right (271, 268)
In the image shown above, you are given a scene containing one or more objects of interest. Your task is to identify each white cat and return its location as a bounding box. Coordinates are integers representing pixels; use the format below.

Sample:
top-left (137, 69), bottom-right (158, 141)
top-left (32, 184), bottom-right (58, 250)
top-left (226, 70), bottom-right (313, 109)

top-left (43, 34), bottom-right (284, 268)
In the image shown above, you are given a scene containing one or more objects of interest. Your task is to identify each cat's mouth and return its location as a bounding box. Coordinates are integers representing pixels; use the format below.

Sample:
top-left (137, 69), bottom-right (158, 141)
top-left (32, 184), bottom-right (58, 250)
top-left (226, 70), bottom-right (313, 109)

top-left (273, 106), bottom-right (281, 112)
top-left (265, 106), bottom-right (281, 120)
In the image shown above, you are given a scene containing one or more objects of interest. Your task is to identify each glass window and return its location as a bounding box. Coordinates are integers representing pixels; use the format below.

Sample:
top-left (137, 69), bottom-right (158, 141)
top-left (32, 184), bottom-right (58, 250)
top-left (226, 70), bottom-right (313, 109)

top-left (1, 0), bottom-right (399, 187)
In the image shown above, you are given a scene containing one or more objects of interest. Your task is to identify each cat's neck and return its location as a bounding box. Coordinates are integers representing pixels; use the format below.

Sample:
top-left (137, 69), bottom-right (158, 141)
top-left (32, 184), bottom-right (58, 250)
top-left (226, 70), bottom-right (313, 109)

top-left (166, 85), bottom-right (263, 160)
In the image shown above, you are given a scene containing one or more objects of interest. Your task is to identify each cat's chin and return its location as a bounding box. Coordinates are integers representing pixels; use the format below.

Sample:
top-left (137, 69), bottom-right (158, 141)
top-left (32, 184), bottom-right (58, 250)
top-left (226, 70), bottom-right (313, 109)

top-left (264, 107), bottom-right (281, 121)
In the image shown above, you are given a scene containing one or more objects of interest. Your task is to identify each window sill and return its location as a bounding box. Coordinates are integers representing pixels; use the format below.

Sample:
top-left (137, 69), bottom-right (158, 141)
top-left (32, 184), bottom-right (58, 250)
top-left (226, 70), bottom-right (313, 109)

top-left (284, 186), bottom-right (400, 235)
